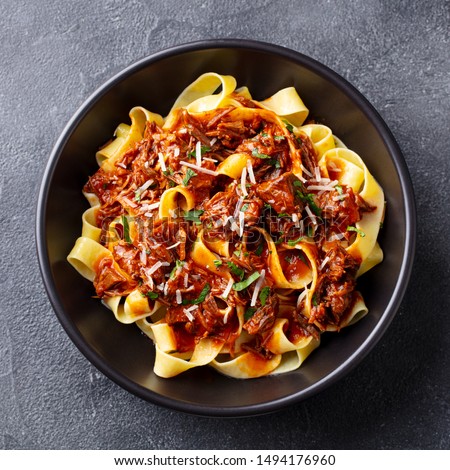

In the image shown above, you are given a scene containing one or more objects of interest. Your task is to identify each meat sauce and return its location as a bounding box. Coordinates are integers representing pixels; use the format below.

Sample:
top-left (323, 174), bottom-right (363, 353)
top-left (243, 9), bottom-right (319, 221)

top-left (87, 104), bottom-right (374, 357)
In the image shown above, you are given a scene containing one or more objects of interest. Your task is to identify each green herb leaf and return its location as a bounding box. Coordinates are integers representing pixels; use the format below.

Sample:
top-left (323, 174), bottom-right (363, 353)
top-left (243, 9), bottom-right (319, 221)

top-left (296, 190), bottom-right (322, 216)
top-left (312, 293), bottom-right (319, 307)
top-left (282, 120), bottom-right (294, 133)
top-left (244, 307), bottom-right (257, 321)
top-left (240, 203), bottom-right (249, 212)
top-left (188, 145), bottom-right (211, 158)
top-left (169, 260), bottom-right (185, 279)
top-left (287, 235), bottom-right (304, 247)
top-left (121, 215), bottom-right (132, 243)
top-left (347, 225), bottom-right (366, 237)
top-left (277, 212), bottom-right (289, 218)
top-left (252, 148), bottom-right (272, 159)
top-left (335, 184), bottom-right (343, 195)
top-left (213, 259), bottom-right (223, 267)
top-left (233, 249), bottom-right (241, 258)
top-left (233, 272), bottom-right (260, 292)
top-left (163, 167), bottom-right (174, 176)
top-left (227, 262), bottom-right (245, 281)
top-left (134, 191), bottom-right (141, 202)
top-left (267, 158), bottom-right (281, 168)
top-left (293, 180), bottom-right (304, 189)
top-left (255, 242), bottom-right (264, 256)
top-left (183, 209), bottom-right (204, 224)
top-left (274, 135), bottom-right (285, 141)
top-left (182, 283), bottom-right (211, 305)
top-left (183, 168), bottom-right (197, 186)
top-left (259, 286), bottom-right (271, 307)
top-left (146, 291), bottom-right (159, 300)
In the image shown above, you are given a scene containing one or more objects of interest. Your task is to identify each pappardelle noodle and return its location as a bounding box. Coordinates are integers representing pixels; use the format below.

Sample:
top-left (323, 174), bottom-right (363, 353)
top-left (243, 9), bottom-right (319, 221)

top-left (68, 73), bottom-right (385, 379)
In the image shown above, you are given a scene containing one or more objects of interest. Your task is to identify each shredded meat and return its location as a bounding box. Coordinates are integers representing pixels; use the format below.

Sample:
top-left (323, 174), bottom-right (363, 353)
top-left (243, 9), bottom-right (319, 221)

top-left (93, 257), bottom-right (136, 297)
top-left (243, 290), bottom-right (279, 335)
top-left (310, 244), bottom-right (360, 329)
top-left (256, 172), bottom-right (302, 214)
top-left (316, 185), bottom-right (361, 231)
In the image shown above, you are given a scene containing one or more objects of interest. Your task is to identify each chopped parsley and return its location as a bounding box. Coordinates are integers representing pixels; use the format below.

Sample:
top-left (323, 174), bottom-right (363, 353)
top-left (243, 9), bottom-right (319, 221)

top-left (183, 168), bottom-right (197, 186)
top-left (244, 307), bottom-right (257, 321)
top-left (188, 145), bottom-right (210, 158)
top-left (169, 260), bottom-right (185, 279)
top-left (274, 135), bottom-right (285, 141)
top-left (227, 262), bottom-right (245, 281)
top-left (282, 120), bottom-right (294, 133)
top-left (182, 283), bottom-right (211, 305)
top-left (347, 225), bottom-right (366, 237)
top-left (213, 259), bottom-right (223, 268)
top-left (335, 184), bottom-right (343, 195)
top-left (296, 190), bottom-right (322, 216)
top-left (255, 242), bottom-right (264, 256)
top-left (259, 286), bottom-right (271, 307)
top-left (252, 148), bottom-right (272, 159)
top-left (287, 235), bottom-right (305, 246)
top-left (121, 215), bottom-right (131, 243)
top-left (146, 291), bottom-right (159, 300)
top-left (183, 209), bottom-right (204, 224)
top-left (312, 293), bottom-right (319, 307)
top-left (233, 249), bottom-right (242, 258)
top-left (232, 272), bottom-right (261, 292)
top-left (240, 203), bottom-right (249, 212)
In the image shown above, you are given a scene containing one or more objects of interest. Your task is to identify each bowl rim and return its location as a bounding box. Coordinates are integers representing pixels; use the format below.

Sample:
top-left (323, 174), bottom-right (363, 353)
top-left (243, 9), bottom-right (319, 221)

top-left (35, 38), bottom-right (416, 417)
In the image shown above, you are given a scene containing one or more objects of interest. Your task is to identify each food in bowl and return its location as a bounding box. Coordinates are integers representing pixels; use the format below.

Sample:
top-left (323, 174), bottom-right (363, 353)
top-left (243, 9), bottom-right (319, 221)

top-left (67, 72), bottom-right (385, 379)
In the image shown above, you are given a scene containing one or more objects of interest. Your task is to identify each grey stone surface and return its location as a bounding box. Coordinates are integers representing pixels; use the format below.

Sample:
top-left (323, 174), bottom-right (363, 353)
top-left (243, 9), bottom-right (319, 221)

top-left (1, 0), bottom-right (449, 450)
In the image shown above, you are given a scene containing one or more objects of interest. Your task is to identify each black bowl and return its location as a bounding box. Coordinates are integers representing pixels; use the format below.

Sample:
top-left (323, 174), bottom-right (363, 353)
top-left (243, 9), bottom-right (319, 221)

top-left (36, 39), bottom-right (415, 417)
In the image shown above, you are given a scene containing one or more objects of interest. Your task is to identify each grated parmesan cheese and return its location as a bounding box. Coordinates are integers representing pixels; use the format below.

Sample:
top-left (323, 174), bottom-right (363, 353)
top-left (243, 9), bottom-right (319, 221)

top-left (176, 289), bottom-right (182, 304)
top-left (179, 161), bottom-right (219, 176)
top-left (250, 269), bottom-right (266, 307)
top-left (305, 205), bottom-right (318, 225)
top-left (297, 286), bottom-right (308, 308)
top-left (300, 164), bottom-right (313, 178)
top-left (328, 232), bottom-right (345, 242)
top-left (140, 248), bottom-right (147, 265)
top-left (195, 140), bottom-right (202, 166)
top-left (167, 241), bottom-right (181, 250)
top-left (233, 197), bottom-right (244, 219)
top-left (121, 196), bottom-right (137, 208)
top-left (147, 261), bottom-right (163, 275)
top-left (246, 160), bottom-right (256, 184)
top-left (158, 152), bottom-right (166, 172)
top-left (314, 166), bottom-right (321, 181)
top-left (221, 278), bottom-right (234, 300)
top-left (319, 256), bottom-right (330, 271)
top-left (138, 179), bottom-right (154, 193)
top-left (240, 167), bottom-right (248, 196)
top-left (239, 211), bottom-right (245, 237)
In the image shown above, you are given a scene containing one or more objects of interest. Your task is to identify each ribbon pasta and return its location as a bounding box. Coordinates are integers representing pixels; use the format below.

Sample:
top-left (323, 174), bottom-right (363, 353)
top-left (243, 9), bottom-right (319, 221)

top-left (68, 73), bottom-right (385, 379)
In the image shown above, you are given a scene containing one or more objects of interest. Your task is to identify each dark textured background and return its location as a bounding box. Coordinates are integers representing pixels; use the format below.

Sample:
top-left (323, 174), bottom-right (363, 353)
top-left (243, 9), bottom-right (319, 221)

top-left (1, 0), bottom-right (449, 450)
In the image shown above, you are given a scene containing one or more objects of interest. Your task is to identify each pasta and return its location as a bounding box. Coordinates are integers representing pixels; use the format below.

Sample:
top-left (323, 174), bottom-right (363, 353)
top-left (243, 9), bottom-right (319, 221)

top-left (68, 73), bottom-right (385, 379)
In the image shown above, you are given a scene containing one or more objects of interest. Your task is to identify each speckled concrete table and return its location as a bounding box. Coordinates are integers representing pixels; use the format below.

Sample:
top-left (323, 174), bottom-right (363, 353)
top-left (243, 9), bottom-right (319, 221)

top-left (1, 0), bottom-right (449, 450)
